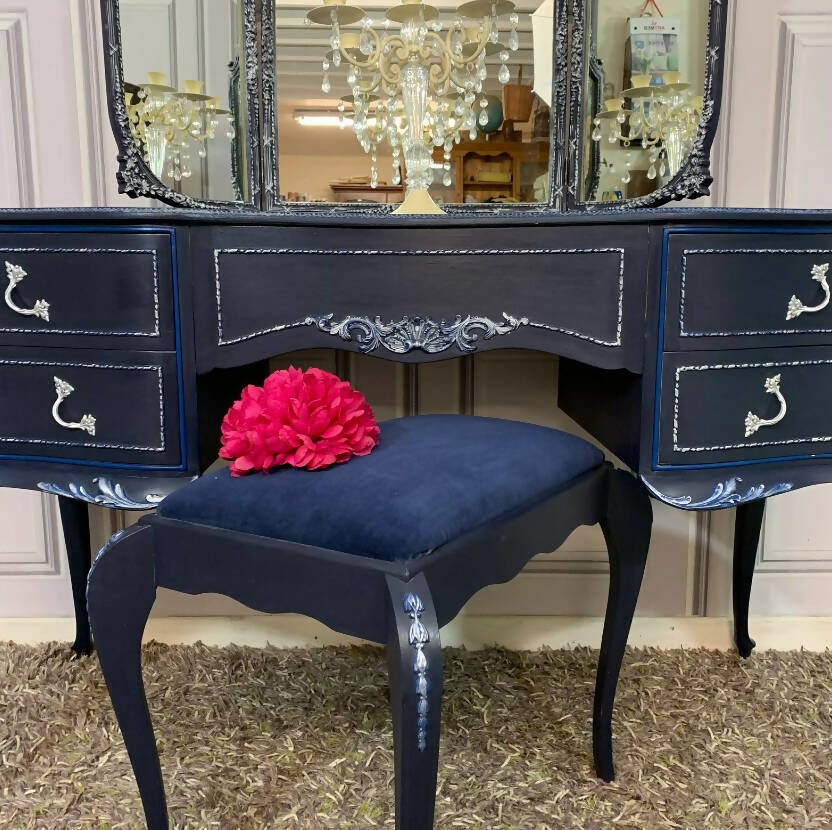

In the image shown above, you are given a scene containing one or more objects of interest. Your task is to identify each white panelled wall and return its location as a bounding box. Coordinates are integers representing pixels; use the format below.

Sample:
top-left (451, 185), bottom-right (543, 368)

top-left (1, 1), bottom-right (832, 645)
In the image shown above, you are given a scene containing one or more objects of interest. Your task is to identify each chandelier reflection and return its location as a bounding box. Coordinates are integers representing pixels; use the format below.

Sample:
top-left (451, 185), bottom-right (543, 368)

top-left (124, 73), bottom-right (235, 184)
top-left (306, 0), bottom-right (521, 213)
top-left (592, 73), bottom-right (702, 187)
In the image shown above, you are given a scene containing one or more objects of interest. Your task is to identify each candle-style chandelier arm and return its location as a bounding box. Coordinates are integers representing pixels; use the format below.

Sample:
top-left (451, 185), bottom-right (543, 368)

top-left (444, 18), bottom-right (491, 68)
top-left (337, 25), bottom-right (384, 70)
top-left (422, 32), bottom-right (452, 85)
top-left (377, 40), bottom-right (407, 85)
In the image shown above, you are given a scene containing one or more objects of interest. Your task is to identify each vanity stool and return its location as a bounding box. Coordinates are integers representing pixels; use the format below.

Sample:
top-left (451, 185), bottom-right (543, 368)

top-left (87, 414), bottom-right (652, 829)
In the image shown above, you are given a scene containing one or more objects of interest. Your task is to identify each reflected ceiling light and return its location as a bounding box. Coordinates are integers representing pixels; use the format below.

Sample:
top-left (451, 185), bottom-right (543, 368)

top-left (294, 110), bottom-right (354, 127)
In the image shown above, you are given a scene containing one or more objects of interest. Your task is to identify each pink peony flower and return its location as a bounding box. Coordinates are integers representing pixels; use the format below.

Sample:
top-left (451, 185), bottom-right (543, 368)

top-left (219, 366), bottom-right (380, 476)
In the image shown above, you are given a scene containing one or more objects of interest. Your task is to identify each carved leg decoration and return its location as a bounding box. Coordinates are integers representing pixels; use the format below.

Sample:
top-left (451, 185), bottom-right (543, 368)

top-left (733, 499), bottom-right (766, 659)
top-left (87, 524), bottom-right (168, 830)
top-left (57, 496), bottom-right (93, 657)
top-left (594, 469), bottom-right (653, 782)
top-left (385, 573), bottom-right (443, 830)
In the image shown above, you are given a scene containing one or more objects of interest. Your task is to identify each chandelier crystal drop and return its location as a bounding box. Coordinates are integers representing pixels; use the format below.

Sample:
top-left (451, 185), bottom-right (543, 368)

top-left (306, 0), bottom-right (520, 214)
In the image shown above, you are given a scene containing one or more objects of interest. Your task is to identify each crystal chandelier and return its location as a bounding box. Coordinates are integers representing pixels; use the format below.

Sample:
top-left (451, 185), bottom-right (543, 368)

top-left (306, 0), bottom-right (521, 213)
top-left (125, 73), bottom-right (236, 183)
top-left (592, 76), bottom-right (702, 187)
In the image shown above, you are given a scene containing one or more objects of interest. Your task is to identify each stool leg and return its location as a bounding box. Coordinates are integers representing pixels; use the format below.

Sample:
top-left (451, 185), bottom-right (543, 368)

top-left (87, 524), bottom-right (168, 830)
top-left (594, 469), bottom-right (653, 782)
top-left (385, 573), bottom-right (443, 830)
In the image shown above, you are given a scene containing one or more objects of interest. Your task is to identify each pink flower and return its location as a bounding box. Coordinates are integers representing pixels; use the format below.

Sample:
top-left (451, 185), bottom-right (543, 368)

top-left (219, 367), bottom-right (380, 476)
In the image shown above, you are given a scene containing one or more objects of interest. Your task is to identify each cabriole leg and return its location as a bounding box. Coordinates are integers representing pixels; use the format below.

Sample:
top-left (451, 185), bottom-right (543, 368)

top-left (385, 573), bottom-right (443, 830)
top-left (733, 499), bottom-right (766, 659)
top-left (87, 524), bottom-right (168, 830)
top-left (594, 469), bottom-right (653, 782)
top-left (57, 496), bottom-right (93, 657)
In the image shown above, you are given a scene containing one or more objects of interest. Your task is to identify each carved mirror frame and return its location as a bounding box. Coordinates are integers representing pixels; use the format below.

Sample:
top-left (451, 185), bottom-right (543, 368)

top-left (99, 0), bottom-right (263, 210)
top-left (566, 0), bottom-right (729, 211)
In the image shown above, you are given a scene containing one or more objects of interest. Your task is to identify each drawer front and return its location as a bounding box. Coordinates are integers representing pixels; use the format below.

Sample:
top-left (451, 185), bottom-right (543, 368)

top-left (0, 348), bottom-right (183, 468)
top-left (0, 231), bottom-right (176, 348)
top-left (656, 347), bottom-right (832, 468)
top-left (193, 225), bottom-right (647, 372)
top-left (663, 231), bottom-right (832, 350)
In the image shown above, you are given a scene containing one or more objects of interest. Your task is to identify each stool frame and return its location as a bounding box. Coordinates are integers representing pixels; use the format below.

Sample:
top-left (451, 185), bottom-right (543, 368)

top-left (87, 463), bottom-right (652, 829)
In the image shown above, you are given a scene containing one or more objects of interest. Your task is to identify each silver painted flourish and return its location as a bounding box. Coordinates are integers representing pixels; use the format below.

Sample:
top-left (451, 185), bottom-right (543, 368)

top-left (403, 592), bottom-right (430, 752)
top-left (52, 377), bottom-right (96, 436)
top-left (642, 477), bottom-right (793, 510)
top-left (744, 374), bottom-right (787, 438)
top-left (787, 263), bottom-right (830, 321)
top-left (307, 313), bottom-right (529, 354)
top-left (4, 261), bottom-right (49, 321)
top-left (38, 478), bottom-right (166, 510)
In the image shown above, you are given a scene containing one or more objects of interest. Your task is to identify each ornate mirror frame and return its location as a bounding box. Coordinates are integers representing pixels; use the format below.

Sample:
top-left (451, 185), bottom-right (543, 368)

top-left (565, 0), bottom-right (729, 211)
top-left (99, 0), bottom-right (262, 210)
top-left (260, 0), bottom-right (572, 215)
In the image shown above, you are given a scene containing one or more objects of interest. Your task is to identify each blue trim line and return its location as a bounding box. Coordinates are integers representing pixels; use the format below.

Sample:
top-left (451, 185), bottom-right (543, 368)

top-left (0, 225), bottom-right (187, 472)
top-left (653, 224), bottom-right (832, 472)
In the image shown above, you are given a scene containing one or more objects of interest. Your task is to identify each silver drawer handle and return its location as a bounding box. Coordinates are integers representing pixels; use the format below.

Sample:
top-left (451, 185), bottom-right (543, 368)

top-left (787, 263), bottom-right (830, 320)
top-left (52, 376), bottom-right (96, 436)
top-left (4, 261), bottom-right (50, 321)
top-left (745, 374), bottom-right (787, 437)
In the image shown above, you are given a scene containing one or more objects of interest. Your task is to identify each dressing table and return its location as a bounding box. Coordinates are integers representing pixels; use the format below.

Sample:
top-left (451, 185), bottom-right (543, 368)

top-left (1, 0), bottom-right (829, 677)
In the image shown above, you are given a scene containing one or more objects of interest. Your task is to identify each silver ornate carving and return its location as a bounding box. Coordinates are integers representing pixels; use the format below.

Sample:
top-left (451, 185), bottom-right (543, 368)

top-left (787, 263), bottom-right (830, 321)
top-left (1, 248), bottom-right (160, 337)
top-left (308, 312), bottom-right (529, 354)
top-left (0, 358), bottom-right (165, 452)
top-left (643, 477), bottom-right (793, 510)
top-left (403, 593), bottom-right (430, 752)
top-left (4, 261), bottom-right (49, 321)
top-left (214, 247), bottom-right (625, 348)
top-left (680, 250), bottom-right (832, 337)
top-left (745, 374), bottom-right (788, 438)
top-left (672, 359), bottom-right (832, 453)
top-left (52, 376), bottom-right (97, 436)
top-left (38, 478), bottom-right (166, 510)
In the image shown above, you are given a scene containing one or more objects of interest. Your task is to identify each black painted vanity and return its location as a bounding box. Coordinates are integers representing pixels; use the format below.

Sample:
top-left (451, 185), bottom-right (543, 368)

top-left (2, 0), bottom-right (827, 667)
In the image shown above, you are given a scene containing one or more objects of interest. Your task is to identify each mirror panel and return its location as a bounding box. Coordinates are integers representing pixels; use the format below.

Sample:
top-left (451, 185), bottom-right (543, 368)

top-left (576, 0), bottom-right (719, 207)
top-left (270, 0), bottom-right (558, 211)
top-left (108, 0), bottom-right (256, 206)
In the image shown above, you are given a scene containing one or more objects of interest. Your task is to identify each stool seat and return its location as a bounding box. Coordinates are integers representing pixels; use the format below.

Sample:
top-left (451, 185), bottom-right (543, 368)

top-left (159, 415), bottom-right (604, 561)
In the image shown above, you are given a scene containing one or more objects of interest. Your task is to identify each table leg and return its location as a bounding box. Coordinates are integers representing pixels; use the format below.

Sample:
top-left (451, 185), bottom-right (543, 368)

top-left (57, 496), bottom-right (93, 657)
top-left (733, 499), bottom-right (766, 659)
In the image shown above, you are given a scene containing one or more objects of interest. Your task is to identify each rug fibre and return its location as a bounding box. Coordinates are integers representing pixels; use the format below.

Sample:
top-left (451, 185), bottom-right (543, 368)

top-left (1, 642), bottom-right (832, 829)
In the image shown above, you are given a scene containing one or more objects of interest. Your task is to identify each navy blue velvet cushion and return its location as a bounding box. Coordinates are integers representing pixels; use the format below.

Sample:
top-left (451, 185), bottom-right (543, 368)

top-left (158, 415), bottom-right (604, 561)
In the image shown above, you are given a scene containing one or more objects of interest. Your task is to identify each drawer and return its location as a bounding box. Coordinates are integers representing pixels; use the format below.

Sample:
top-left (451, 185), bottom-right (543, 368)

top-left (192, 224), bottom-right (647, 372)
top-left (663, 231), bottom-right (832, 350)
top-left (0, 347), bottom-right (183, 469)
top-left (0, 231), bottom-right (176, 348)
top-left (655, 347), bottom-right (832, 468)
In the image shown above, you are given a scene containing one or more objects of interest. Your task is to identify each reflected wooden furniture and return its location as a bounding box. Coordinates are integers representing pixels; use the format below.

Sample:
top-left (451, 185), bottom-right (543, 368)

top-left (329, 182), bottom-right (405, 204)
top-left (432, 139), bottom-right (549, 203)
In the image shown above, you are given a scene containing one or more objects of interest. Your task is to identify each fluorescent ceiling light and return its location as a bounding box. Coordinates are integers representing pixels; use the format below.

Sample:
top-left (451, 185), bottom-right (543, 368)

top-left (294, 111), bottom-right (353, 127)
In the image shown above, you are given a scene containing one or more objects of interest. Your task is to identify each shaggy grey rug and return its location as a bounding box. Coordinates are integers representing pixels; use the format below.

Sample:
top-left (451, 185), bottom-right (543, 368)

top-left (1, 642), bottom-right (831, 829)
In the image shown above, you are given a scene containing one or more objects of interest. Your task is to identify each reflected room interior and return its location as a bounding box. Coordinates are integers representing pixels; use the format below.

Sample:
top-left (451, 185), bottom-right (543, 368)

top-left (119, 0), bottom-right (251, 204)
top-left (582, 0), bottom-right (707, 204)
top-left (275, 0), bottom-right (554, 208)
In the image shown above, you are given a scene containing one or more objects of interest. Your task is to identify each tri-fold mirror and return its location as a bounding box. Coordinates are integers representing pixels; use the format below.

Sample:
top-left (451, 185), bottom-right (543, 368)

top-left (100, 0), bottom-right (726, 212)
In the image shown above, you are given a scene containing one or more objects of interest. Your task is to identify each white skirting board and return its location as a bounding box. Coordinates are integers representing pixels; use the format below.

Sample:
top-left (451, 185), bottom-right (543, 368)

top-left (2, 616), bottom-right (832, 651)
